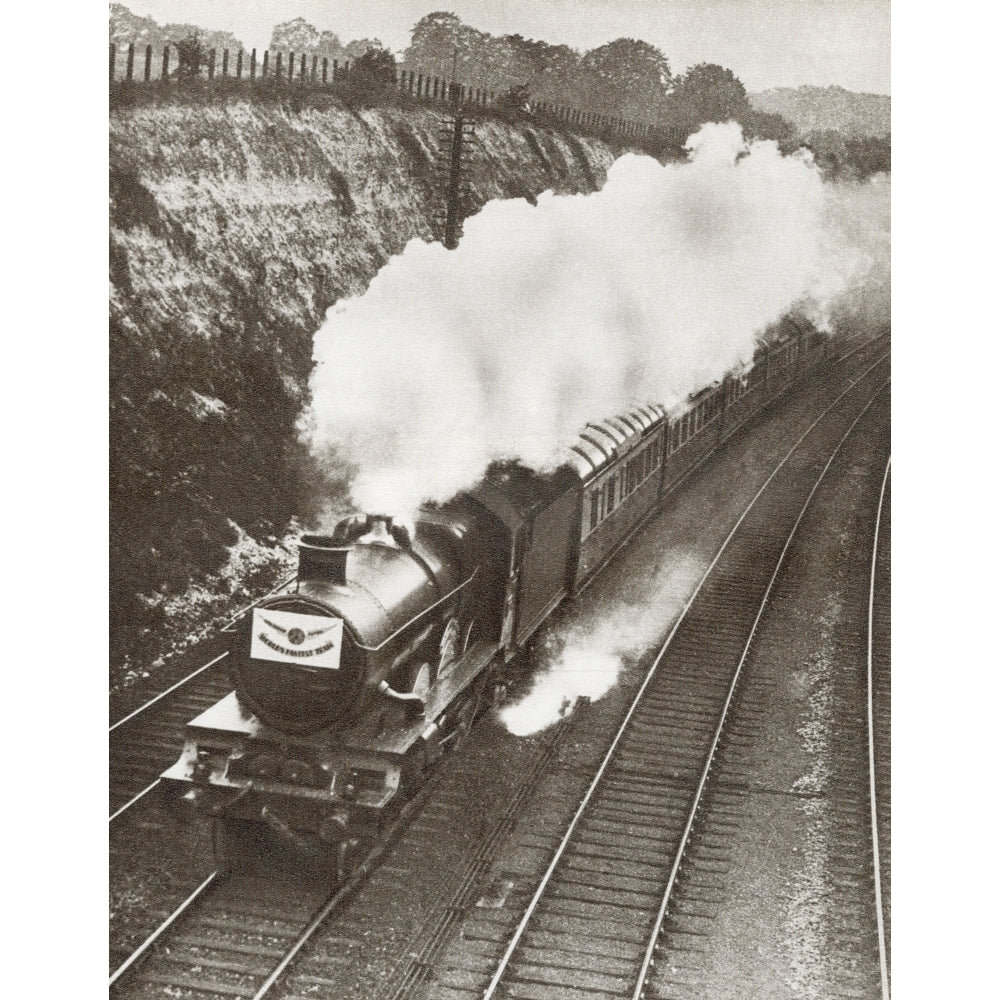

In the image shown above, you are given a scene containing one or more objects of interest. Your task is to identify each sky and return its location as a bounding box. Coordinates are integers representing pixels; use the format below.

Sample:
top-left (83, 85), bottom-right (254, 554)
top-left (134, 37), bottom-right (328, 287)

top-left (120, 0), bottom-right (890, 94)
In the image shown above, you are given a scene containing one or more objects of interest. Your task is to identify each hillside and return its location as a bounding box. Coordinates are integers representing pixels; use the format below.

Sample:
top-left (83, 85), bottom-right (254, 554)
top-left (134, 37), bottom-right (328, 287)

top-left (750, 85), bottom-right (890, 138)
top-left (109, 91), bottom-right (621, 688)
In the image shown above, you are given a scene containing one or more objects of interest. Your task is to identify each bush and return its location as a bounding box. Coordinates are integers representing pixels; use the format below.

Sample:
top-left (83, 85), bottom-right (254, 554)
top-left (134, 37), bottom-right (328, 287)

top-left (176, 31), bottom-right (209, 80)
top-left (351, 45), bottom-right (397, 86)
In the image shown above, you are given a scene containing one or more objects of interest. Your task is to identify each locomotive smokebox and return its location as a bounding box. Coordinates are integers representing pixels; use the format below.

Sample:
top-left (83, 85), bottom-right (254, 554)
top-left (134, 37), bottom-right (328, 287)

top-left (298, 534), bottom-right (350, 586)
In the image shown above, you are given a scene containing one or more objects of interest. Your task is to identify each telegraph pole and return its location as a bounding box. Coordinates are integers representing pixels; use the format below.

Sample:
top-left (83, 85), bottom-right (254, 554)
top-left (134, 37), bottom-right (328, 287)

top-left (436, 80), bottom-right (476, 249)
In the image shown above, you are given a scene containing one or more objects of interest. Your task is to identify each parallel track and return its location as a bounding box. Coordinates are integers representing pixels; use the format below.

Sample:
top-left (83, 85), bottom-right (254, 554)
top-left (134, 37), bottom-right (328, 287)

top-left (109, 334), bottom-right (889, 999)
top-left (111, 869), bottom-right (332, 999)
top-left (480, 375), bottom-right (888, 1000)
top-left (395, 355), bottom-right (890, 1000)
top-left (109, 713), bottom-right (579, 998)
top-left (869, 460), bottom-right (891, 995)
top-left (642, 392), bottom-right (891, 999)
top-left (109, 665), bottom-right (233, 819)
top-left (110, 580), bottom-right (295, 820)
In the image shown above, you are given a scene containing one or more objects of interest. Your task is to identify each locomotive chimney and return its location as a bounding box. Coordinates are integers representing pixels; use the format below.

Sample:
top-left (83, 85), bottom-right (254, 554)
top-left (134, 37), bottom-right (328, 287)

top-left (297, 534), bottom-right (350, 585)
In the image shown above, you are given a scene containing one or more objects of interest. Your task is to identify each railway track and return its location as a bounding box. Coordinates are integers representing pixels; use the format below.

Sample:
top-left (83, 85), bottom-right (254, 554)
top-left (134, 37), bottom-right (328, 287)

top-left (112, 868), bottom-right (332, 999)
top-left (110, 579), bottom-right (296, 820)
top-left (399, 357), bottom-right (889, 1000)
top-left (869, 460), bottom-right (891, 994)
top-left (109, 660), bottom-right (233, 819)
top-left (109, 711), bottom-right (579, 998)
top-left (641, 397), bottom-right (891, 999)
top-left (109, 335), bottom-right (889, 998)
top-left (108, 332), bottom-right (880, 825)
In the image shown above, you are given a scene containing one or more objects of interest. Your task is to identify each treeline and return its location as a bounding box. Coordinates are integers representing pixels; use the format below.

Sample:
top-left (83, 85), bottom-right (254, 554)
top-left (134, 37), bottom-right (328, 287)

top-left (401, 12), bottom-right (792, 146)
top-left (109, 6), bottom-right (889, 178)
top-left (803, 131), bottom-right (890, 179)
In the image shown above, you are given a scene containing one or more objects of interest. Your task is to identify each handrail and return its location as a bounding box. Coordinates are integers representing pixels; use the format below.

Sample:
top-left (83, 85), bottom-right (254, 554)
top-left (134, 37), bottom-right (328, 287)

top-left (354, 571), bottom-right (477, 652)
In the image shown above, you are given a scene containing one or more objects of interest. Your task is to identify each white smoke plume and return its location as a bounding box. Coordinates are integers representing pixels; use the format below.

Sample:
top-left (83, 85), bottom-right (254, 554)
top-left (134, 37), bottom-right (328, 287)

top-left (304, 122), bottom-right (889, 516)
top-left (499, 552), bottom-right (706, 736)
top-left (813, 173), bottom-right (890, 334)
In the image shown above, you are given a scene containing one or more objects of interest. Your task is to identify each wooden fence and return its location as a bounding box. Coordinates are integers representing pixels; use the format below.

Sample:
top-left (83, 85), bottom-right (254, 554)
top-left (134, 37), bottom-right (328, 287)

top-left (109, 43), bottom-right (354, 86)
top-left (109, 43), bottom-right (659, 142)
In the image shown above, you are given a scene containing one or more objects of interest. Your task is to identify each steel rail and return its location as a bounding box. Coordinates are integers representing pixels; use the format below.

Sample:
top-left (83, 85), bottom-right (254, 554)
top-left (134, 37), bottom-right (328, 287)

top-left (868, 456), bottom-right (892, 1000)
top-left (631, 384), bottom-right (889, 1000)
top-left (109, 778), bottom-right (160, 823)
top-left (481, 352), bottom-right (889, 1000)
top-left (109, 651), bottom-right (229, 734)
top-left (837, 334), bottom-right (881, 364)
top-left (248, 753), bottom-right (452, 1000)
top-left (109, 870), bottom-right (220, 988)
top-left (109, 574), bottom-right (296, 733)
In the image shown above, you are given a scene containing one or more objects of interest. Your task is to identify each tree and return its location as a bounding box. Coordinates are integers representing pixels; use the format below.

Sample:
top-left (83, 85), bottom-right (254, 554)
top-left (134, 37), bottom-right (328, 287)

top-left (742, 109), bottom-right (799, 148)
top-left (667, 63), bottom-right (751, 131)
top-left (845, 136), bottom-right (891, 178)
top-left (175, 31), bottom-right (209, 80)
top-left (352, 45), bottom-right (397, 85)
top-left (579, 38), bottom-right (673, 120)
top-left (802, 128), bottom-right (850, 177)
top-left (270, 17), bottom-right (320, 51)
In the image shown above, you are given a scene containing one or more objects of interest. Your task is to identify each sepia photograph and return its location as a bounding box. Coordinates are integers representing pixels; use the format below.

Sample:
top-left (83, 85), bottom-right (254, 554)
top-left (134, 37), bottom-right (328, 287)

top-left (108, 2), bottom-right (892, 997)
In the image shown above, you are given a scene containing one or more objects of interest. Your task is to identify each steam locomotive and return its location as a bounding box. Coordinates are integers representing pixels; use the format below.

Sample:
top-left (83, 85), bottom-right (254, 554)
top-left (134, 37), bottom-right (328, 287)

top-left (163, 319), bottom-right (827, 877)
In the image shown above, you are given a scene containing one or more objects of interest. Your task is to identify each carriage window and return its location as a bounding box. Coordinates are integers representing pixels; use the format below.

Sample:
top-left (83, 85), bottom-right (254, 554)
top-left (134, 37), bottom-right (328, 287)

top-left (590, 491), bottom-right (600, 531)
